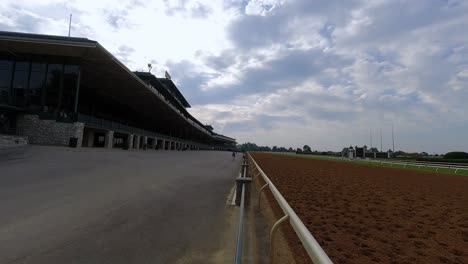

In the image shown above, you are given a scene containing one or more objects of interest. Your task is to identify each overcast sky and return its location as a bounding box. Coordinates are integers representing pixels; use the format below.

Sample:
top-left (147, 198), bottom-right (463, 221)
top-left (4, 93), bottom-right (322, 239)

top-left (1, 0), bottom-right (467, 153)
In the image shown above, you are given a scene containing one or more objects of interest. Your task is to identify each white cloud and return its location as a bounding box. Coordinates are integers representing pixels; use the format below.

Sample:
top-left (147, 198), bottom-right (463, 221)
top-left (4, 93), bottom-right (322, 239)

top-left (2, 0), bottom-right (468, 153)
top-left (245, 0), bottom-right (283, 16)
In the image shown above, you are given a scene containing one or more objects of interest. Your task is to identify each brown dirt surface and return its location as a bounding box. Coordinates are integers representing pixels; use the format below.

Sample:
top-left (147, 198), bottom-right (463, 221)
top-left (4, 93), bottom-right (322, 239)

top-left (250, 153), bottom-right (468, 264)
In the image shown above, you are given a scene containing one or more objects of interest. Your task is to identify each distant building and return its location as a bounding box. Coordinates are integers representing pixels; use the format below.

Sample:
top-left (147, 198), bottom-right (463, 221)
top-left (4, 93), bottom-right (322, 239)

top-left (355, 145), bottom-right (367, 158)
top-left (343, 145), bottom-right (393, 159)
top-left (342, 146), bottom-right (355, 159)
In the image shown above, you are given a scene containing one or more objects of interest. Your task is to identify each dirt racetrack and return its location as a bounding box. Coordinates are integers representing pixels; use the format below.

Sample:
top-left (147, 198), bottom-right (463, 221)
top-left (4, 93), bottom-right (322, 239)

top-left (250, 153), bottom-right (468, 264)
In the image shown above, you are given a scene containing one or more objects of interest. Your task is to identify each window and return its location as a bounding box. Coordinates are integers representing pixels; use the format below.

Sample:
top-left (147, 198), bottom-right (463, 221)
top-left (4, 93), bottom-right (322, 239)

top-left (0, 60), bottom-right (13, 104)
top-left (29, 63), bottom-right (46, 107)
top-left (61, 65), bottom-right (79, 114)
top-left (12, 62), bottom-right (30, 107)
top-left (44, 64), bottom-right (62, 113)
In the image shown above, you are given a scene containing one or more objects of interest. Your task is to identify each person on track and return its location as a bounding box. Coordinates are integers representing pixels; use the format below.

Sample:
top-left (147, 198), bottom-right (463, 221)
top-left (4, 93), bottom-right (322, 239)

top-left (232, 151), bottom-right (236, 160)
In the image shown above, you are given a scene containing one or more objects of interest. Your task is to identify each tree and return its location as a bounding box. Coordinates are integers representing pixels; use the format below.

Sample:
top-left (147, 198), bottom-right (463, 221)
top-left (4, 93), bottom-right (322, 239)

top-left (238, 142), bottom-right (273, 152)
top-left (303, 145), bottom-right (311, 152)
top-left (296, 148), bottom-right (303, 153)
top-left (444, 151), bottom-right (468, 159)
top-left (369, 147), bottom-right (379, 153)
top-left (272, 146), bottom-right (278, 152)
top-left (288, 147), bottom-right (293, 152)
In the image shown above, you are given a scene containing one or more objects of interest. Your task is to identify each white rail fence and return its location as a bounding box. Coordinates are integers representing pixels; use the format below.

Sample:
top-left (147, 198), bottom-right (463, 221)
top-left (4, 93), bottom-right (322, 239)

top-left (296, 154), bottom-right (468, 174)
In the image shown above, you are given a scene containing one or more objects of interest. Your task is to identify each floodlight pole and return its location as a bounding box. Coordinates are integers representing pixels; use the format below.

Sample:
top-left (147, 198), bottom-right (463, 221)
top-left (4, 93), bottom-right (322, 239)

top-left (380, 128), bottom-right (383, 152)
top-left (68, 14), bottom-right (72, 37)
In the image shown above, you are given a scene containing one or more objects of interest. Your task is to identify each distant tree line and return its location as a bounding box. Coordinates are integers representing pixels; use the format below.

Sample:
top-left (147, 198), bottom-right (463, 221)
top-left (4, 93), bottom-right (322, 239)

top-left (393, 151), bottom-right (468, 163)
top-left (237, 142), bottom-right (468, 163)
top-left (237, 142), bottom-right (295, 152)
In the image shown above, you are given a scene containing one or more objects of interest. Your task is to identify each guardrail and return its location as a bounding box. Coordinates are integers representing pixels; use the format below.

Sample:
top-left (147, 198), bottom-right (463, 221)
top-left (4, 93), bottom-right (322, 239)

top-left (372, 159), bottom-right (468, 168)
top-left (249, 152), bottom-right (333, 264)
top-left (234, 157), bottom-right (248, 264)
top-left (364, 159), bottom-right (468, 173)
top-left (294, 153), bottom-right (468, 174)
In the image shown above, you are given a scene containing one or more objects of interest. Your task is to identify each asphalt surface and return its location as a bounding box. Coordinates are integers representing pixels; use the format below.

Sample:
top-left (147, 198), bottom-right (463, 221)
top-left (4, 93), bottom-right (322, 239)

top-left (0, 146), bottom-right (241, 264)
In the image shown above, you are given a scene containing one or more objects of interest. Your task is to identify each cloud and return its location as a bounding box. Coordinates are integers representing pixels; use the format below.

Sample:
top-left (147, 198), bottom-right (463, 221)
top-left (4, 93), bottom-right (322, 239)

top-left (2, 0), bottom-right (468, 153)
top-left (163, 0), bottom-right (212, 18)
top-left (104, 9), bottom-right (131, 31)
top-left (185, 0), bottom-right (468, 152)
top-left (114, 45), bottom-right (136, 65)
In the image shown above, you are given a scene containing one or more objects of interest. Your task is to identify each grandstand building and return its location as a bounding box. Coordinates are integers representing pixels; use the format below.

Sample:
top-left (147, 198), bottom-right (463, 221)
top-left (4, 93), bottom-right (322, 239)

top-left (0, 31), bottom-right (236, 150)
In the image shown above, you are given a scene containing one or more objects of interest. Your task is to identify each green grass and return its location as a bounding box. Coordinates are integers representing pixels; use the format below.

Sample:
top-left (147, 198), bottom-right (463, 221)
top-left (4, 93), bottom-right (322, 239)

top-left (262, 152), bottom-right (468, 176)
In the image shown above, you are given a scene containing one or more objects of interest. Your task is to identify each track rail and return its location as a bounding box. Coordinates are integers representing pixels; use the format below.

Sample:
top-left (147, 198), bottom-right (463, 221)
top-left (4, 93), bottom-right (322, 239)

top-left (371, 159), bottom-right (468, 169)
top-left (234, 158), bottom-right (248, 264)
top-left (296, 154), bottom-right (468, 173)
top-left (249, 153), bottom-right (333, 264)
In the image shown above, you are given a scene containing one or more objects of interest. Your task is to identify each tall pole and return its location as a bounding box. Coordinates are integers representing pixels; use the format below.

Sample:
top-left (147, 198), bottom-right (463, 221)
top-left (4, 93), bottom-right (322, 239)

top-left (68, 14), bottom-right (72, 37)
top-left (392, 124), bottom-right (395, 153)
top-left (370, 129), bottom-right (373, 149)
top-left (380, 128), bottom-right (383, 152)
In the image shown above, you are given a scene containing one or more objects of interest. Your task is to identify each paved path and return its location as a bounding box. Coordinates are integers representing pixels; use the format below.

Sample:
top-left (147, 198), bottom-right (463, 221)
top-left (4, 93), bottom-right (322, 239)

top-left (0, 146), bottom-right (241, 264)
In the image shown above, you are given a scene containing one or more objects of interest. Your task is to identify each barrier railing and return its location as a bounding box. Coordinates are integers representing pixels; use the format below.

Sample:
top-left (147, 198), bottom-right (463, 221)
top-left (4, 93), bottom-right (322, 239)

top-left (294, 153), bottom-right (468, 174)
top-left (367, 159), bottom-right (468, 173)
top-left (234, 157), bottom-right (248, 264)
top-left (249, 152), bottom-right (333, 264)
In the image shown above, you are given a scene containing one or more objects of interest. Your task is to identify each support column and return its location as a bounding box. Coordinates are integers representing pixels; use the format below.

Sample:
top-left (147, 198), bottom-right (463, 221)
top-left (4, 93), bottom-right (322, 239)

top-left (135, 135), bottom-right (141, 149)
top-left (162, 139), bottom-right (166, 150)
top-left (86, 130), bottom-right (95, 147)
top-left (142, 136), bottom-right (148, 150)
top-left (104, 130), bottom-right (114, 149)
top-left (127, 134), bottom-right (134, 149)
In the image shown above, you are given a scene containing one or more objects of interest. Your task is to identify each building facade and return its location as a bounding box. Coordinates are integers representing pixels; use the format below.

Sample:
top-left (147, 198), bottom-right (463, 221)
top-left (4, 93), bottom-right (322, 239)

top-left (0, 31), bottom-right (236, 150)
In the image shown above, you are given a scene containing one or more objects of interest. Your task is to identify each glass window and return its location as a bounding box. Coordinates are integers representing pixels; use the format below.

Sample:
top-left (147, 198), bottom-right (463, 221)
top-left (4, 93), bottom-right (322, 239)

top-left (29, 63), bottom-right (46, 106)
top-left (44, 64), bottom-right (62, 113)
top-left (61, 65), bottom-right (79, 114)
top-left (0, 60), bottom-right (13, 104)
top-left (0, 60), bottom-right (13, 70)
top-left (12, 62), bottom-right (30, 107)
top-left (14, 62), bottom-right (30, 71)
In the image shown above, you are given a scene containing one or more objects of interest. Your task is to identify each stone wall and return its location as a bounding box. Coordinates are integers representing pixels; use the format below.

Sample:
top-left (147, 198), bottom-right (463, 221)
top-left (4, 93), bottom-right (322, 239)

top-left (16, 114), bottom-right (84, 147)
top-left (0, 134), bottom-right (28, 148)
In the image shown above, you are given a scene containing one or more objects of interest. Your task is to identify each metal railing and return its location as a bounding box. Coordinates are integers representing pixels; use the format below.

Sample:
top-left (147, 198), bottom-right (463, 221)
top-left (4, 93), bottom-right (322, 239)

top-left (295, 153), bottom-right (468, 174)
top-left (234, 159), bottom-right (248, 264)
top-left (364, 159), bottom-right (468, 173)
top-left (249, 152), bottom-right (333, 264)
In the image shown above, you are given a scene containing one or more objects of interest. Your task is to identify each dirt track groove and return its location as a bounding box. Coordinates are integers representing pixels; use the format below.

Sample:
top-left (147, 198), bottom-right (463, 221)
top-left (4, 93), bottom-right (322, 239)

top-left (251, 153), bottom-right (468, 264)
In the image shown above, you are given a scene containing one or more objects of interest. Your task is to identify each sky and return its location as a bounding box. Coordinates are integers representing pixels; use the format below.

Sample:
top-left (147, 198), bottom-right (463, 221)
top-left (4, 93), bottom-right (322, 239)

top-left (1, 0), bottom-right (467, 153)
